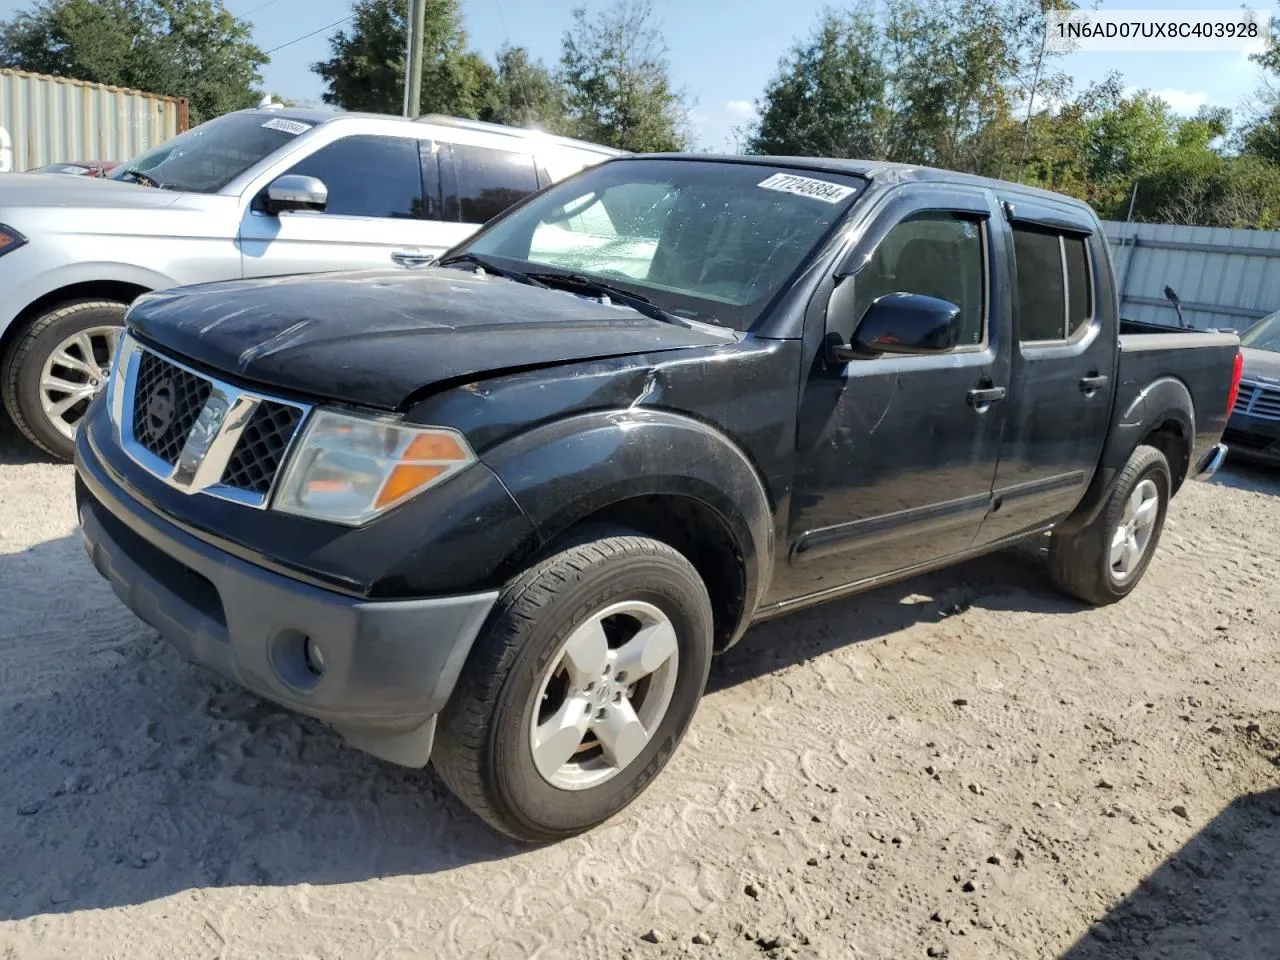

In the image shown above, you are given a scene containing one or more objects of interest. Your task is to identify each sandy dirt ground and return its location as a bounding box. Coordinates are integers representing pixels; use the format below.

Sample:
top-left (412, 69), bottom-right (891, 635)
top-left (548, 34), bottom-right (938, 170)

top-left (2, 415), bottom-right (1279, 960)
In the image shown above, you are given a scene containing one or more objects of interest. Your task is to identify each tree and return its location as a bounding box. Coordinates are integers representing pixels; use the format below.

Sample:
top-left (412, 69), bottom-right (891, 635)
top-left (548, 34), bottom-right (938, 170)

top-left (746, 0), bottom-right (1070, 171)
top-left (1239, 19), bottom-right (1280, 164)
top-left (0, 0), bottom-right (266, 125)
top-left (748, 8), bottom-right (888, 158)
top-left (313, 0), bottom-right (497, 118)
top-left (559, 0), bottom-right (690, 152)
top-left (481, 45), bottom-right (566, 131)
top-left (1242, 104), bottom-right (1280, 165)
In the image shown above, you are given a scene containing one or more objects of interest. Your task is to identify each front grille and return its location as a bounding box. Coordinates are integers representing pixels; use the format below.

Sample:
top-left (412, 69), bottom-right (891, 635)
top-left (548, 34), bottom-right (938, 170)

top-left (121, 342), bottom-right (310, 506)
top-left (220, 401), bottom-right (304, 494)
top-left (1235, 381), bottom-right (1280, 421)
top-left (131, 351), bottom-right (213, 464)
top-left (1222, 427), bottom-right (1271, 451)
top-left (1233, 383), bottom-right (1253, 414)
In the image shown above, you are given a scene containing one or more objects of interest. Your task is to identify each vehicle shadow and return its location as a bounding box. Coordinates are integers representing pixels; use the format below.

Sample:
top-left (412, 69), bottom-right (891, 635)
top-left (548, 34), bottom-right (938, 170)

top-left (709, 542), bottom-right (1078, 694)
top-left (1211, 459), bottom-right (1280, 496)
top-left (0, 410), bottom-right (58, 465)
top-left (1059, 786), bottom-right (1280, 958)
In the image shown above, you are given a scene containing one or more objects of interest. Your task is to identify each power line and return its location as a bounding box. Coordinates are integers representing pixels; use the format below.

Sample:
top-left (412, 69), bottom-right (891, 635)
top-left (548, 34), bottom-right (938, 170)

top-left (262, 13), bottom-right (356, 56)
top-left (242, 0), bottom-right (283, 16)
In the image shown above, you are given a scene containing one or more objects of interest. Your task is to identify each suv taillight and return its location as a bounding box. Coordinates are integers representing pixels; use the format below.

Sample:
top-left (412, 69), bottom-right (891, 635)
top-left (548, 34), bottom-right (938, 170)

top-left (1225, 349), bottom-right (1243, 415)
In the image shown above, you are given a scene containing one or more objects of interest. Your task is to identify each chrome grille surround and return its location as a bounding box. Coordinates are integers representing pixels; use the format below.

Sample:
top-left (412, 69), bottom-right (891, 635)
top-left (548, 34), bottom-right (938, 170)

top-left (115, 337), bottom-right (311, 508)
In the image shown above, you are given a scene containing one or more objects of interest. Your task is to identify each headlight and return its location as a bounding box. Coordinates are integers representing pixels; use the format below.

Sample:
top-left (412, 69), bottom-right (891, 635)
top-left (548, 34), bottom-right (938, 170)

top-left (0, 224), bottom-right (27, 256)
top-left (273, 410), bottom-right (476, 525)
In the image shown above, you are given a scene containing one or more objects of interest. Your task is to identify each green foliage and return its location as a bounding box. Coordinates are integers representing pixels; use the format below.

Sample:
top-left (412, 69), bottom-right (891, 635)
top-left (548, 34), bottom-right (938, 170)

top-left (314, 0), bottom-right (685, 149)
top-left (0, 0), bottom-right (266, 124)
top-left (747, 1), bottom-right (1280, 228)
top-left (1242, 103), bottom-right (1280, 165)
top-left (559, 0), bottom-right (690, 152)
top-left (749, 8), bottom-right (888, 158)
top-left (747, 0), bottom-right (1064, 170)
top-left (480, 45), bottom-right (567, 132)
top-left (313, 0), bottom-right (496, 117)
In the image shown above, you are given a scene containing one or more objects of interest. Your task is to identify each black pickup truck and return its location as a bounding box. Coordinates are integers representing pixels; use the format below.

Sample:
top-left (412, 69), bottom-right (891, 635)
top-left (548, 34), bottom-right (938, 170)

top-left (74, 155), bottom-right (1241, 841)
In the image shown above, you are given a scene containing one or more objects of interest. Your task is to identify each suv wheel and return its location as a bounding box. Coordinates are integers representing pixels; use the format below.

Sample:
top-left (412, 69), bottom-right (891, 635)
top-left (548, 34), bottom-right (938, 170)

top-left (1, 300), bottom-right (127, 461)
top-left (1048, 444), bottom-right (1171, 605)
top-left (432, 531), bottom-right (714, 842)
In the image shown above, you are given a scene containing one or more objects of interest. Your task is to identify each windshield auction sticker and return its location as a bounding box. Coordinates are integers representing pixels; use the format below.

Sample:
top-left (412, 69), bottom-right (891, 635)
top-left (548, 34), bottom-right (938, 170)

top-left (261, 118), bottom-right (312, 136)
top-left (758, 172), bottom-right (856, 204)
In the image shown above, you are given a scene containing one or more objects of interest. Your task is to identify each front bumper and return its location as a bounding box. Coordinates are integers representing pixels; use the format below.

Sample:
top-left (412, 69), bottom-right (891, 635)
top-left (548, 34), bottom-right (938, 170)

top-left (1222, 413), bottom-right (1280, 466)
top-left (75, 424), bottom-right (497, 767)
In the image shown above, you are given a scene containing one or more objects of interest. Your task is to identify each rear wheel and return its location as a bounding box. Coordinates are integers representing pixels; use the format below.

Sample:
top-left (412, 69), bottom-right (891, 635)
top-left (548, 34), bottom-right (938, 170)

top-left (1, 300), bottom-right (127, 460)
top-left (432, 531), bottom-right (713, 842)
top-left (1048, 444), bottom-right (1171, 605)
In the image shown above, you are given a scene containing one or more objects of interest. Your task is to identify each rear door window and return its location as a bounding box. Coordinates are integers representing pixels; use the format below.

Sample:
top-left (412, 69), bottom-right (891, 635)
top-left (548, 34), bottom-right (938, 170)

top-left (1012, 225), bottom-right (1093, 342)
top-left (449, 143), bottom-right (540, 224)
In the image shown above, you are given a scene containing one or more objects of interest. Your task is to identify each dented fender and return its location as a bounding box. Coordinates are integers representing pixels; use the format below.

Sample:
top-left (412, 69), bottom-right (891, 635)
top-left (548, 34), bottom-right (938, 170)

top-left (480, 408), bottom-right (776, 643)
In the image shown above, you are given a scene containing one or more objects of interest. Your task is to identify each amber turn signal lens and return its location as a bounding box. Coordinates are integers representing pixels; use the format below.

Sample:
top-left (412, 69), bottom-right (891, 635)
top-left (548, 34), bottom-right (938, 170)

top-left (401, 432), bottom-right (469, 462)
top-left (375, 463), bottom-right (448, 508)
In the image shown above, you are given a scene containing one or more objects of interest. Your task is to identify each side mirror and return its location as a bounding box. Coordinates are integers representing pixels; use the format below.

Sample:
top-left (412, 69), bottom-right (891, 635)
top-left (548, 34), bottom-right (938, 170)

top-left (264, 174), bottom-right (328, 214)
top-left (834, 292), bottom-right (960, 362)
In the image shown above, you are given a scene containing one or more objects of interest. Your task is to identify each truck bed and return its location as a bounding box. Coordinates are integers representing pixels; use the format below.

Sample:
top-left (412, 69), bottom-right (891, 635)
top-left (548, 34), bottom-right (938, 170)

top-left (1115, 321), bottom-right (1240, 484)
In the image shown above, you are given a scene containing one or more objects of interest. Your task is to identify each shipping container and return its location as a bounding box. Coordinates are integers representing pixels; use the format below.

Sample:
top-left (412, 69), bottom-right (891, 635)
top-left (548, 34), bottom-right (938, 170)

top-left (0, 68), bottom-right (187, 173)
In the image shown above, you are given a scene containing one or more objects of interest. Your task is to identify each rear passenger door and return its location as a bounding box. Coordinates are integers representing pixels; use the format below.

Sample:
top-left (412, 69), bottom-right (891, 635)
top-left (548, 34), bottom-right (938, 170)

top-left (239, 134), bottom-right (449, 277)
top-left (440, 141), bottom-right (542, 241)
top-left (976, 201), bottom-right (1117, 543)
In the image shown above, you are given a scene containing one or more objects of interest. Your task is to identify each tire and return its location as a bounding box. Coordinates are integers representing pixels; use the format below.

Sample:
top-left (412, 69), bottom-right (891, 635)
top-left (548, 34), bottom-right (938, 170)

top-left (1048, 444), bottom-right (1171, 605)
top-left (433, 531), bottom-right (714, 843)
top-left (1, 300), bottom-right (128, 461)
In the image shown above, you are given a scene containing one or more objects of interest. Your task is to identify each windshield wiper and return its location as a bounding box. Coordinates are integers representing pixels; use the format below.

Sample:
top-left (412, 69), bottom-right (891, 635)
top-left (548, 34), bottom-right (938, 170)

top-left (437, 252), bottom-right (547, 287)
top-left (119, 168), bottom-right (168, 189)
top-left (524, 272), bottom-right (695, 328)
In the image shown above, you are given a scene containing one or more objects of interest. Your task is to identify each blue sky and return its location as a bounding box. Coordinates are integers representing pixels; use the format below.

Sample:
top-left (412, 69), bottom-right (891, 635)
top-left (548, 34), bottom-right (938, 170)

top-left (1, 0), bottom-right (1275, 148)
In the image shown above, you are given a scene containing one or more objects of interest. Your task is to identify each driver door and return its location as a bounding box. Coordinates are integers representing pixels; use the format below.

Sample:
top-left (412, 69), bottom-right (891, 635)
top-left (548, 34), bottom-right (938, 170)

top-left (768, 185), bottom-right (1011, 604)
top-left (238, 134), bottom-right (445, 278)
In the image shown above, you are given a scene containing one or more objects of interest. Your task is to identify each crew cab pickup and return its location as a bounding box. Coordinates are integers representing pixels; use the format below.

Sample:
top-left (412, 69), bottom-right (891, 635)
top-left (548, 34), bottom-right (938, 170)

top-left (73, 156), bottom-right (1241, 842)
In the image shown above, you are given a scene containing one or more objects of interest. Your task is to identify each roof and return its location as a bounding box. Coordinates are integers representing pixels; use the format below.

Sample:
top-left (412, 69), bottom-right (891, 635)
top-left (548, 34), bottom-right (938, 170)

top-left (234, 107), bottom-right (626, 157)
top-left (629, 152), bottom-right (1093, 210)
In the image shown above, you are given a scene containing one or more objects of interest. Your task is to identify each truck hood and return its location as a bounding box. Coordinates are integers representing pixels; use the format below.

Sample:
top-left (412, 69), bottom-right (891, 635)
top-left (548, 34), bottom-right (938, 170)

top-left (1240, 346), bottom-right (1280, 384)
top-left (126, 267), bottom-right (740, 409)
top-left (0, 172), bottom-right (186, 210)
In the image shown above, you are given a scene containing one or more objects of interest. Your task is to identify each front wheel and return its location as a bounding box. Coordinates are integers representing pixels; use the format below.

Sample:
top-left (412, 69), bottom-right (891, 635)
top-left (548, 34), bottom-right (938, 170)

top-left (432, 532), bottom-right (714, 842)
top-left (1048, 444), bottom-right (1171, 605)
top-left (1, 300), bottom-right (128, 460)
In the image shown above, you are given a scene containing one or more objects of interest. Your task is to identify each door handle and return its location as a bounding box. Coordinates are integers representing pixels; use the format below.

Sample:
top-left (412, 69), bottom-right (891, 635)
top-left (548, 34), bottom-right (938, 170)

top-left (967, 386), bottom-right (1007, 408)
top-left (1079, 374), bottom-right (1109, 394)
top-left (391, 250), bottom-right (436, 267)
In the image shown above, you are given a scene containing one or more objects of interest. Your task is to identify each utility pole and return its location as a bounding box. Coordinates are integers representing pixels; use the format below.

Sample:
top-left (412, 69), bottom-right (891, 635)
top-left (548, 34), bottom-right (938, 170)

top-left (403, 0), bottom-right (427, 118)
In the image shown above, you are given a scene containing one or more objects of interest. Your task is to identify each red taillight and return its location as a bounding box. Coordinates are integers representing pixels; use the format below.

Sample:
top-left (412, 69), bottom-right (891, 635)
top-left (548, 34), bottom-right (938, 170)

top-left (1225, 349), bottom-right (1243, 415)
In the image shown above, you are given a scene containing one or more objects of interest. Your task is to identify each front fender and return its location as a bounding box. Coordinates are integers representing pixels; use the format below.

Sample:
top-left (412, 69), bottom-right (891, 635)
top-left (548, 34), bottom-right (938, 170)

top-left (482, 408), bottom-right (776, 636)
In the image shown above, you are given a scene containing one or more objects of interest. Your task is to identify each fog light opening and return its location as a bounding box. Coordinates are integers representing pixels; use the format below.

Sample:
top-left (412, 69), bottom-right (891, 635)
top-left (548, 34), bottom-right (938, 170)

top-left (303, 637), bottom-right (326, 677)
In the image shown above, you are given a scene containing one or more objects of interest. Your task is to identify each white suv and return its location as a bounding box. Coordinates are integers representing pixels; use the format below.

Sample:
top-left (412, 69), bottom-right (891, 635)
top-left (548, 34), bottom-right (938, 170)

top-left (0, 108), bottom-right (623, 459)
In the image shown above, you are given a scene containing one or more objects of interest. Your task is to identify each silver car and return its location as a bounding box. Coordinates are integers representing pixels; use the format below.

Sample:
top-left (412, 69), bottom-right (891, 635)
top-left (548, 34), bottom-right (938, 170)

top-left (0, 108), bottom-right (622, 459)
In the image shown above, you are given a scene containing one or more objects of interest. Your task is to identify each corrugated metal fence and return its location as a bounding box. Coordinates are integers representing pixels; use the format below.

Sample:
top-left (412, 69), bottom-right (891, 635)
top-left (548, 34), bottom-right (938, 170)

top-left (0, 69), bottom-right (186, 172)
top-left (1102, 219), bottom-right (1280, 332)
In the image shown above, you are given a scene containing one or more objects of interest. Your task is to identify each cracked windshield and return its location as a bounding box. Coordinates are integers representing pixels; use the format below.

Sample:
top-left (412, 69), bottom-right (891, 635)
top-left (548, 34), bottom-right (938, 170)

top-left (465, 160), bottom-right (864, 329)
